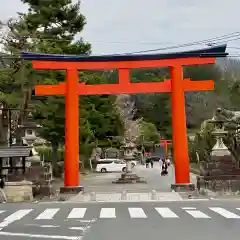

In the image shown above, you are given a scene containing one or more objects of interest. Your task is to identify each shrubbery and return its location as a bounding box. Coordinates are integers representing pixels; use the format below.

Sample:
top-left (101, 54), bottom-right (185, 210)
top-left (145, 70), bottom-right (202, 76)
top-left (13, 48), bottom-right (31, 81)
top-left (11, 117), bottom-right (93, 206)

top-left (35, 146), bottom-right (64, 162)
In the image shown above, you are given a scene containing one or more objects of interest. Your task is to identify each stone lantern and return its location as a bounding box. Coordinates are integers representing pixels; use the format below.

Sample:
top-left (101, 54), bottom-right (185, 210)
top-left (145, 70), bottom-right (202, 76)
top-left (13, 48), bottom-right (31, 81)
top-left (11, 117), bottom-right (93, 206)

top-left (123, 141), bottom-right (136, 173)
top-left (209, 119), bottom-right (230, 157)
top-left (112, 140), bottom-right (146, 184)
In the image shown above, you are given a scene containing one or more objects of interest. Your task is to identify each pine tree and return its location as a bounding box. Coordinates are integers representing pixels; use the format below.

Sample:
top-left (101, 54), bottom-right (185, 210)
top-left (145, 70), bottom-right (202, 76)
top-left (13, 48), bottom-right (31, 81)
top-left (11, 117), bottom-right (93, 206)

top-left (1, 0), bottom-right (124, 172)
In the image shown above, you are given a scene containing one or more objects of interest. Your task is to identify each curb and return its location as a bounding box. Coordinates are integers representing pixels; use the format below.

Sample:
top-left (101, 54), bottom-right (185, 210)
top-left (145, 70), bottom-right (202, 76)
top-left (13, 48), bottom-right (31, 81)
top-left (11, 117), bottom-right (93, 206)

top-left (36, 198), bottom-right (213, 204)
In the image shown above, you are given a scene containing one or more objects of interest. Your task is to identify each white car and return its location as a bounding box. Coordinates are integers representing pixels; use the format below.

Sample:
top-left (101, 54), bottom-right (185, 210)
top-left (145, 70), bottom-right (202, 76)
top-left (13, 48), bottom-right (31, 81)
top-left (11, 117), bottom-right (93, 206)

top-left (96, 159), bottom-right (126, 173)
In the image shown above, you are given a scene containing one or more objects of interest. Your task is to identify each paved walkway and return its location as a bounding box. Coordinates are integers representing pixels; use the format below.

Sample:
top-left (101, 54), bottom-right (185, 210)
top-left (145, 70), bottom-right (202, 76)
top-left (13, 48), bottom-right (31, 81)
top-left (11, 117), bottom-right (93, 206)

top-left (69, 164), bottom-right (197, 202)
top-left (80, 164), bottom-right (175, 193)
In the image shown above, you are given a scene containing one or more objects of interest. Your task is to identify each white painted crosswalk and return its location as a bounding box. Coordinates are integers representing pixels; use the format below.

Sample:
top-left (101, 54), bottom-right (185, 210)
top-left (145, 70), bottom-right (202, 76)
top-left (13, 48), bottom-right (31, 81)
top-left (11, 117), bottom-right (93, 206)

top-left (184, 209), bottom-right (211, 219)
top-left (0, 209), bottom-right (33, 228)
top-left (35, 208), bottom-right (59, 220)
top-left (67, 208), bottom-right (87, 219)
top-left (0, 206), bottom-right (240, 225)
top-left (209, 207), bottom-right (240, 219)
top-left (100, 208), bottom-right (116, 218)
top-left (128, 208), bottom-right (147, 218)
top-left (155, 207), bottom-right (179, 218)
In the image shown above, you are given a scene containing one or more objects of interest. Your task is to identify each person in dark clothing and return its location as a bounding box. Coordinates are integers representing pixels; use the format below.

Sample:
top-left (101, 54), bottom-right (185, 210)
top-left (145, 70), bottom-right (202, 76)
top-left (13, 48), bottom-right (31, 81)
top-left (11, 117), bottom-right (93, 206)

top-left (145, 153), bottom-right (149, 168)
top-left (150, 153), bottom-right (154, 168)
top-left (161, 158), bottom-right (168, 176)
top-left (150, 159), bottom-right (153, 168)
top-left (146, 152), bottom-right (153, 168)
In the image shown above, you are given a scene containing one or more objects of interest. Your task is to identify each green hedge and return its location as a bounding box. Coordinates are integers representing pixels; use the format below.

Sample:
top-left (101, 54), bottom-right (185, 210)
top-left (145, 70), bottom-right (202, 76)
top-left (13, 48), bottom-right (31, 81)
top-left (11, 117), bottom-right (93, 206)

top-left (35, 144), bottom-right (95, 166)
top-left (35, 147), bottom-right (64, 162)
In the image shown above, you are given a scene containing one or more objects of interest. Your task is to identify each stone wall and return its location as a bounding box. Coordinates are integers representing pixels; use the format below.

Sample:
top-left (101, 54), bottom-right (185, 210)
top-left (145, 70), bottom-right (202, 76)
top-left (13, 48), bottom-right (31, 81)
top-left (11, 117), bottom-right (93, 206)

top-left (25, 162), bottom-right (53, 197)
top-left (197, 154), bottom-right (240, 192)
top-left (3, 181), bottom-right (33, 202)
top-left (5, 160), bottom-right (53, 198)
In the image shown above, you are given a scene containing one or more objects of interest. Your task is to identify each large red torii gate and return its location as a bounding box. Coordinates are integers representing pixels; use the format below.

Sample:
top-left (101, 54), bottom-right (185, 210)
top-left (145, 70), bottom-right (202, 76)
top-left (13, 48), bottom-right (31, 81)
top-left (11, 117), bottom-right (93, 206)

top-left (21, 44), bottom-right (227, 192)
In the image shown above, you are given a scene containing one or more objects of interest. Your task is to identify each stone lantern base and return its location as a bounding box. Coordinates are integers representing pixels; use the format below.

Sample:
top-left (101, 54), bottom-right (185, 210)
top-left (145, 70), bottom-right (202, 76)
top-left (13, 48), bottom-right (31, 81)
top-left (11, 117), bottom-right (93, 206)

top-left (112, 172), bottom-right (147, 184)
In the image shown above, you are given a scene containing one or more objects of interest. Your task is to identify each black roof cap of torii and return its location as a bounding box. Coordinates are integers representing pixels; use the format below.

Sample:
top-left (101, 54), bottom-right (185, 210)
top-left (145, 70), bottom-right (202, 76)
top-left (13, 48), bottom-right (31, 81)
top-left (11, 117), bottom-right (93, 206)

top-left (21, 44), bottom-right (228, 62)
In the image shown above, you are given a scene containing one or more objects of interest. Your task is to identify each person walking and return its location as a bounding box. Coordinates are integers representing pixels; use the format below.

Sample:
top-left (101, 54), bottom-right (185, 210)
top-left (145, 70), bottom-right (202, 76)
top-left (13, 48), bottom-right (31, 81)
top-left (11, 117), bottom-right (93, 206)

top-left (145, 152), bottom-right (149, 168)
top-left (161, 157), bottom-right (168, 176)
top-left (149, 152), bottom-right (154, 168)
top-left (166, 158), bottom-right (171, 166)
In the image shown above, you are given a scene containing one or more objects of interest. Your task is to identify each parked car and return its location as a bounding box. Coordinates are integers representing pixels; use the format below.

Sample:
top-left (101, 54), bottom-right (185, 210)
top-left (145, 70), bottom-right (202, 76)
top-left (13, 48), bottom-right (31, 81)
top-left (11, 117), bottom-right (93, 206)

top-left (96, 159), bottom-right (126, 173)
top-left (96, 158), bottom-right (137, 169)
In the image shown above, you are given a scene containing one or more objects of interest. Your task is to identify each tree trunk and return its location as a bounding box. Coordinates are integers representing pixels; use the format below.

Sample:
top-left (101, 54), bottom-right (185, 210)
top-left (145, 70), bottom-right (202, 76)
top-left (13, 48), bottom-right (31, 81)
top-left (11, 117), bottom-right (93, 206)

top-left (15, 89), bottom-right (31, 145)
top-left (0, 103), bottom-right (9, 146)
top-left (51, 139), bottom-right (58, 177)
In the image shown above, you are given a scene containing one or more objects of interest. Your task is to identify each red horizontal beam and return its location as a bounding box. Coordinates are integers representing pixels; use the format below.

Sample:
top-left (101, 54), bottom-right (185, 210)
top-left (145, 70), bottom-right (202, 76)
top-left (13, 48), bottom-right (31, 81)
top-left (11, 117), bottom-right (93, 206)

top-left (160, 140), bottom-right (172, 143)
top-left (32, 57), bottom-right (216, 70)
top-left (35, 79), bottom-right (214, 96)
top-left (160, 141), bottom-right (172, 145)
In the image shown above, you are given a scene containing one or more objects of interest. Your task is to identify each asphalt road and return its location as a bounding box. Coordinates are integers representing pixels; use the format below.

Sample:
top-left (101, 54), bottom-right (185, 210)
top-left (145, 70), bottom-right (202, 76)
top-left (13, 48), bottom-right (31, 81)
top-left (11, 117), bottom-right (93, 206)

top-left (0, 200), bottom-right (240, 239)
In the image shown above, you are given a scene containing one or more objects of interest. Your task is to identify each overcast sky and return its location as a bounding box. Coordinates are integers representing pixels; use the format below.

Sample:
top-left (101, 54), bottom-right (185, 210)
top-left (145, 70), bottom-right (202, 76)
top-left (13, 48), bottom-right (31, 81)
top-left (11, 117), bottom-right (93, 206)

top-left (1, 0), bottom-right (240, 55)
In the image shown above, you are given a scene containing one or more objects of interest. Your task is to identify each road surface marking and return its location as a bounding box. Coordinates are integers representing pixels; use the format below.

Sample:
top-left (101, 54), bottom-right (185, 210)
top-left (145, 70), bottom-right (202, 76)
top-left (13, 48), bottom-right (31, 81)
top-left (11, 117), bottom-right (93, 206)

top-left (181, 207), bottom-right (196, 210)
top-left (209, 207), bottom-right (240, 218)
top-left (35, 208), bottom-right (59, 220)
top-left (185, 210), bottom-right (211, 218)
top-left (128, 208), bottom-right (147, 218)
top-left (0, 210), bottom-right (5, 214)
top-left (76, 219), bottom-right (96, 223)
top-left (0, 231), bottom-right (81, 239)
top-left (67, 208), bottom-right (86, 219)
top-left (40, 225), bottom-right (60, 228)
top-left (69, 227), bottom-right (86, 230)
top-left (0, 209), bottom-right (33, 227)
top-left (155, 208), bottom-right (179, 218)
top-left (25, 223), bottom-right (60, 228)
top-left (100, 208), bottom-right (116, 218)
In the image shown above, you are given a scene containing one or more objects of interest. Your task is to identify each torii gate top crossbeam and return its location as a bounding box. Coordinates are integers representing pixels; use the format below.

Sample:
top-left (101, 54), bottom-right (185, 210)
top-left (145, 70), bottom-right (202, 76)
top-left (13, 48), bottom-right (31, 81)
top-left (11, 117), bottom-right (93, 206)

top-left (21, 44), bottom-right (227, 70)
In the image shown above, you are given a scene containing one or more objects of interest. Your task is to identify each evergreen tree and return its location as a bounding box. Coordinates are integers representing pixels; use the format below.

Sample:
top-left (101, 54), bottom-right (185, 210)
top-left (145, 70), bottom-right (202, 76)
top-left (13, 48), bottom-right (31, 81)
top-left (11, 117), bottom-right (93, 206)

top-left (1, 0), bottom-right (124, 172)
top-left (130, 69), bottom-right (172, 138)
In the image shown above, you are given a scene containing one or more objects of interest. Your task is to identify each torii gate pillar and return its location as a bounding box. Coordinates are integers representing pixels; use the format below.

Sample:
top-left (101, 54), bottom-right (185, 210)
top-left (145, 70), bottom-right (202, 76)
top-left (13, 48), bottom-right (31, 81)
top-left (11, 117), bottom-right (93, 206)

top-left (65, 69), bottom-right (80, 188)
top-left (170, 65), bottom-right (194, 191)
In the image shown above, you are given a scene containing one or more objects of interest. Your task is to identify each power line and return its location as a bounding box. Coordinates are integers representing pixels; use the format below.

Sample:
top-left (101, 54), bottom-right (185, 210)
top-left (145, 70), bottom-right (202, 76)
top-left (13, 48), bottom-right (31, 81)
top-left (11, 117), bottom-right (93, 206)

top-left (0, 32), bottom-right (240, 59)
top-left (124, 32), bottom-right (240, 54)
top-left (213, 36), bottom-right (240, 45)
top-left (228, 46), bottom-right (240, 50)
top-left (1, 27), bottom-right (240, 47)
